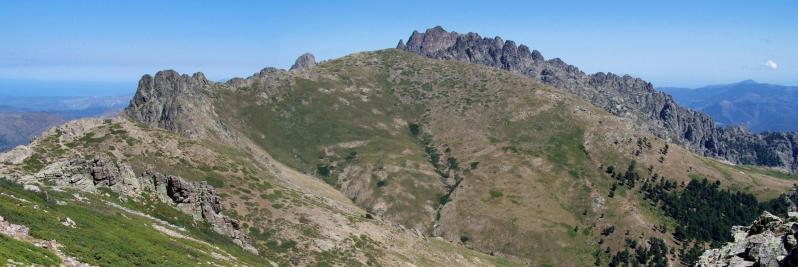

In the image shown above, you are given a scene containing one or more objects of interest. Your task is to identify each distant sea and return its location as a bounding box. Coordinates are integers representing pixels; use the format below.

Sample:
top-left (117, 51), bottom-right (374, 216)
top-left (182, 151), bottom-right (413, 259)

top-left (0, 79), bottom-right (135, 97)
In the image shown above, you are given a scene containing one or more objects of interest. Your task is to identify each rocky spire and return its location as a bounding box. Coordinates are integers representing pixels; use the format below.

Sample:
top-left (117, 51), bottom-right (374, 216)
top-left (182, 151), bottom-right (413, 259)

top-left (290, 53), bottom-right (317, 71)
top-left (124, 69), bottom-right (225, 139)
top-left (403, 26), bottom-right (459, 54)
top-left (396, 39), bottom-right (406, 50)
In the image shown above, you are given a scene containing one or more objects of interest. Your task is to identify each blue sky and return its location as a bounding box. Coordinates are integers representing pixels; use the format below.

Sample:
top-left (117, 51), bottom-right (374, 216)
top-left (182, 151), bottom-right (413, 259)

top-left (1, 0), bottom-right (796, 96)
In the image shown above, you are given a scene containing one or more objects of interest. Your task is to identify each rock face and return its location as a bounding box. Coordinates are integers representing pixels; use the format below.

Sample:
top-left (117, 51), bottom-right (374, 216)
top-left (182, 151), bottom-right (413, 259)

top-left (32, 157), bottom-right (257, 254)
top-left (698, 212), bottom-right (798, 267)
top-left (35, 157), bottom-right (142, 194)
top-left (145, 171), bottom-right (254, 252)
top-left (398, 26), bottom-right (798, 173)
top-left (125, 70), bottom-right (224, 139)
top-left (290, 53), bottom-right (317, 71)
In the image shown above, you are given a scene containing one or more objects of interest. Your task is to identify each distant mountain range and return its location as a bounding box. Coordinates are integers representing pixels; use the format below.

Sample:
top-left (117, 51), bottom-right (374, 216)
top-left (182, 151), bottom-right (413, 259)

top-left (0, 95), bottom-right (131, 151)
top-left (660, 80), bottom-right (798, 133)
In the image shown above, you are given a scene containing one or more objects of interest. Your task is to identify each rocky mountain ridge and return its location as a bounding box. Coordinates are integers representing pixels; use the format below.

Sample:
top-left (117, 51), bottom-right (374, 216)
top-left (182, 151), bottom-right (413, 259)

top-left (114, 49), bottom-right (798, 265)
top-left (397, 26), bottom-right (798, 173)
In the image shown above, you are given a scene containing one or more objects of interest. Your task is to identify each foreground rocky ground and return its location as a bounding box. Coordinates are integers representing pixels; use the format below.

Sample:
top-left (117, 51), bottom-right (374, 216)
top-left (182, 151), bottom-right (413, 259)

top-left (698, 210), bottom-right (798, 266)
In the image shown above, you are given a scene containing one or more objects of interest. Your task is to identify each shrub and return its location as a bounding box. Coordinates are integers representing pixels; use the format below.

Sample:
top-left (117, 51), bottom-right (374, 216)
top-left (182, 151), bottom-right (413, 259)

top-left (316, 164), bottom-right (332, 177)
top-left (460, 234), bottom-right (470, 243)
top-left (489, 189), bottom-right (503, 199)
top-left (601, 225), bottom-right (615, 236)
top-left (408, 123), bottom-right (420, 136)
top-left (447, 157), bottom-right (459, 170)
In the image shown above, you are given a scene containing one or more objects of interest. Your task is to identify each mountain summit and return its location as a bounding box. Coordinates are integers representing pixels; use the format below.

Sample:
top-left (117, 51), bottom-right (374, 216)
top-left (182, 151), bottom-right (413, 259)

top-left (290, 53), bottom-right (317, 71)
top-left (398, 26), bottom-right (798, 173)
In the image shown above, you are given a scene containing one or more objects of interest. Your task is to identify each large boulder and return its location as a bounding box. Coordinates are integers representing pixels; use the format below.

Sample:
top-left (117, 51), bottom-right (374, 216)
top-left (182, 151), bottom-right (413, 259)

top-left (34, 157), bottom-right (141, 194)
top-left (697, 212), bottom-right (798, 267)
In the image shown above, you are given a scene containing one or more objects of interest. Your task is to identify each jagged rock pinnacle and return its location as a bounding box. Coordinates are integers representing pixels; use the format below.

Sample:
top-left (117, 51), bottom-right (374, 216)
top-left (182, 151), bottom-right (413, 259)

top-left (290, 53), bottom-right (317, 71)
top-left (124, 69), bottom-right (223, 139)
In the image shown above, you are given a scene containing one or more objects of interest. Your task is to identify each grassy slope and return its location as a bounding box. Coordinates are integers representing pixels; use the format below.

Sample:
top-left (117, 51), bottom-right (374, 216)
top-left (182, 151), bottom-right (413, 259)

top-left (217, 57), bottom-right (445, 231)
top-left (213, 50), bottom-right (606, 265)
top-left (3, 49), bottom-right (796, 266)
top-left (0, 234), bottom-right (60, 266)
top-left (0, 179), bottom-right (261, 266)
top-left (3, 114), bottom-right (519, 266)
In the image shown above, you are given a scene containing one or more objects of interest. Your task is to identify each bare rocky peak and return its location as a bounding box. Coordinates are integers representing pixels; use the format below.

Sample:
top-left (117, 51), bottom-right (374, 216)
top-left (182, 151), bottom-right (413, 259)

top-left (404, 26), bottom-right (460, 55)
top-left (124, 69), bottom-right (230, 141)
top-left (398, 26), bottom-right (798, 173)
top-left (396, 39), bottom-right (406, 50)
top-left (290, 52), bottom-right (317, 71)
